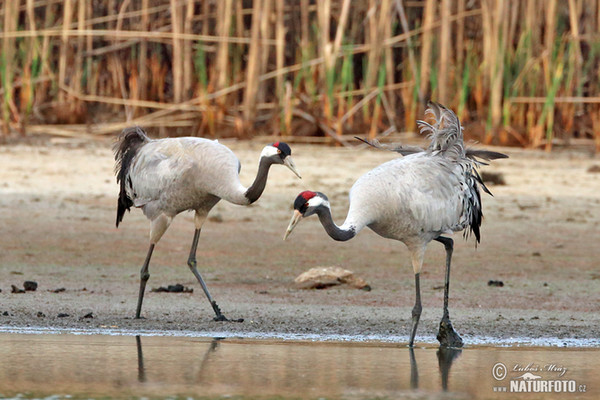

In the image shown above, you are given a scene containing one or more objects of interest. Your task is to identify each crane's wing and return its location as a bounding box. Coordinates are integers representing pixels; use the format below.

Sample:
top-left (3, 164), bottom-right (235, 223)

top-left (355, 136), bottom-right (425, 155)
top-left (356, 136), bottom-right (507, 166)
top-left (127, 138), bottom-right (243, 210)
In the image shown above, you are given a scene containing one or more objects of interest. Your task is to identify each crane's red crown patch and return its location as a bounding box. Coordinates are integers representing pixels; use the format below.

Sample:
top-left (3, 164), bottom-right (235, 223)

top-left (300, 191), bottom-right (317, 200)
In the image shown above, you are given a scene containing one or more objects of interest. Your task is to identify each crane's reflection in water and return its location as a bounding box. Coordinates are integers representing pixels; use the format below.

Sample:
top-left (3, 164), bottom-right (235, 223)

top-left (1, 333), bottom-right (597, 399)
top-left (138, 335), bottom-right (463, 397)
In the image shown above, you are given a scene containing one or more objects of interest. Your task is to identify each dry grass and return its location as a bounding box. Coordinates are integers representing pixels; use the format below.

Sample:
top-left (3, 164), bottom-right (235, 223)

top-left (1, 0), bottom-right (600, 151)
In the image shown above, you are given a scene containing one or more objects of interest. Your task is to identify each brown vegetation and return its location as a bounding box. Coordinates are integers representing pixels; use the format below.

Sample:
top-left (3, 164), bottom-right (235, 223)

top-left (1, 0), bottom-right (600, 151)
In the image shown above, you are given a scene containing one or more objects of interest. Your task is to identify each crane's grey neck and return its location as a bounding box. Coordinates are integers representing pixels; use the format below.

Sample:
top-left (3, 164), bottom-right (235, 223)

top-left (244, 157), bottom-right (273, 204)
top-left (316, 206), bottom-right (357, 242)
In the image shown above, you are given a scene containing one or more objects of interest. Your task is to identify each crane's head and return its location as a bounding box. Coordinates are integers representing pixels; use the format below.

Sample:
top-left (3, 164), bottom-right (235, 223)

top-left (261, 142), bottom-right (301, 179)
top-left (283, 191), bottom-right (329, 240)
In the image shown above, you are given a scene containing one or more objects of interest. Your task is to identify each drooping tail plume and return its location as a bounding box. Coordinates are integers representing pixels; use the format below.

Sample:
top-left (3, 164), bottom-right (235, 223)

top-left (417, 101), bottom-right (465, 160)
top-left (114, 126), bottom-right (150, 227)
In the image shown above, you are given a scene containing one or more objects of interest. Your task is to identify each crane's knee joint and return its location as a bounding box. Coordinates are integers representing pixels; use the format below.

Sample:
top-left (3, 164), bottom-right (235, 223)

top-left (412, 303), bottom-right (422, 318)
top-left (187, 259), bottom-right (196, 270)
top-left (141, 272), bottom-right (150, 281)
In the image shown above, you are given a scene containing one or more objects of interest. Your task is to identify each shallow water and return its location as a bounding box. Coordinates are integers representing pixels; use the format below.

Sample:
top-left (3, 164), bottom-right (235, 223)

top-left (0, 332), bottom-right (598, 400)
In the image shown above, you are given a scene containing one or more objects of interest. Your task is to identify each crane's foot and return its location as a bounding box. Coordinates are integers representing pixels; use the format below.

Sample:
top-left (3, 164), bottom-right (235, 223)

top-left (437, 317), bottom-right (464, 348)
top-left (213, 314), bottom-right (244, 323)
top-left (211, 301), bottom-right (244, 323)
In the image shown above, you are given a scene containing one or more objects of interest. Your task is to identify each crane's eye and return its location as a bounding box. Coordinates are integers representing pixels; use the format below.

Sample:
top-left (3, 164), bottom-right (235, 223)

top-left (299, 202), bottom-right (308, 214)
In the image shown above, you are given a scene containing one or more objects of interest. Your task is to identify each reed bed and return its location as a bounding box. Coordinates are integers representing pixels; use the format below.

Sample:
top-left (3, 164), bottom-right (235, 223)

top-left (1, 0), bottom-right (600, 151)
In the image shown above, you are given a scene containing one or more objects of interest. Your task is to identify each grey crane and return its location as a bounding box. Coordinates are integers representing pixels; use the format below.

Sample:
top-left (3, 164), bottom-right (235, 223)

top-left (283, 102), bottom-right (507, 347)
top-left (114, 127), bottom-right (301, 321)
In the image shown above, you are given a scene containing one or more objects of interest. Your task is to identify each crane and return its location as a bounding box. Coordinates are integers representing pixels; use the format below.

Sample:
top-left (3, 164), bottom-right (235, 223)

top-left (114, 127), bottom-right (301, 322)
top-left (283, 102), bottom-right (507, 347)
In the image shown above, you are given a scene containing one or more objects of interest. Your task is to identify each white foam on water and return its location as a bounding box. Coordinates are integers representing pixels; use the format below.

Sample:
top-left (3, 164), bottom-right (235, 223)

top-left (0, 325), bottom-right (598, 347)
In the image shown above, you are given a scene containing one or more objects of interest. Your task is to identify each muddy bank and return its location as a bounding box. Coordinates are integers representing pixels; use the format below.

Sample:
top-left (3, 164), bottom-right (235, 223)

top-left (0, 138), bottom-right (599, 344)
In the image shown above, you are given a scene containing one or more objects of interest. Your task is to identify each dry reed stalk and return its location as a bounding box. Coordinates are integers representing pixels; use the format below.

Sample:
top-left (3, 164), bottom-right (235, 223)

top-left (593, 109), bottom-right (600, 153)
top-left (543, 0), bottom-right (557, 87)
top-left (395, 0), bottom-right (418, 82)
top-left (215, 0), bottom-right (233, 91)
top-left (568, 0), bottom-right (583, 82)
top-left (438, 0), bottom-right (451, 105)
top-left (507, 0), bottom-right (519, 55)
top-left (275, 0), bottom-right (285, 100)
top-left (283, 81), bottom-right (292, 136)
top-left (35, 2), bottom-right (55, 105)
top-left (183, 0), bottom-right (194, 97)
top-left (481, 0), bottom-right (506, 143)
top-left (369, 97), bottom-right (382, 139)
top-left (1, 0), bottom-right (18, 133)
top-left (170, 0), bottom-right (183, 103)
top-left (21, 0), bottom-right (37, 119)
top-left (419, 0), bottom-right (436, 104)
top-left (380, 91), bottom-right (398, 134)
top-left (258, 0), bottom-right (273, 105)
top-left (331, 0), bottom-right (352, 138)
top-left (113, 0), bottom-right (132, 120)
top-left (383, 1), bottom-right (396, 118)
top-left (74, 0), bottom-right (85, 99)
top-left (456, 0), bottom-right (465, 67)
top-left (525, 0), bottom-right (540, 56)
top-left (333, 0), bottom-right (351, 59)
top-left (0, 27), bottom-right (289, 46)
top-left (137, 0), bottom-right (149, 110)
top-left (365, 0), bottom-right (390, 91)
top-left (492, 1), bottom-right (509, 143)
top-left (300, 0), bottom-right (309, 49)
top-left (86, 0), bottom-right (93, 94)
top-left (243, 0), bottom-right (264, 125)
top-left (234, 0), bottom-right (245, 87)
top-left (58, 0), bottom-right (73, 104)
top-left (317, 0), bottom-right (332, 120)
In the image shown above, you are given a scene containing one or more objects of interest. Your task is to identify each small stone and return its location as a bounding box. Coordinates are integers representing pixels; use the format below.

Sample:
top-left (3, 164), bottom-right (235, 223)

top-left (2, 311), bottom-right (9, 316)
top-left (11, 285), bottom-right (25, 293)
top-left (24, 281), bottom-right (38, 291)
top-left (532, 252), bottom-right (541, 257)
top-left (295, 266), bottom-right (370, 290)
top-left (487, 280), bottom-right (504, 287)
top-left (37, 311), bottom-right (46, 318)
top-left (82, 312), bottom-right (94, 319)
top-left (151, 284), bottom-right (193, 293)
top-left (51, 288), bottom-right (66, 293)
top-left (57, 313), bottom-right (70, 318)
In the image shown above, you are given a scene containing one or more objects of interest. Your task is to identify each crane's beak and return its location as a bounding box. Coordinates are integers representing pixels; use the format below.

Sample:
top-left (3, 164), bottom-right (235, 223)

top-left (283, 210), bottom-right (303, 240)
top-left (283, 157), bottom-right (302, 179)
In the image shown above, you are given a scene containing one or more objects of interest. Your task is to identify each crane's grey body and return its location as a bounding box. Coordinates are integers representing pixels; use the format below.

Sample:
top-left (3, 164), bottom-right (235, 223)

top-left (127, 137), bottom-right (248, 222)
top-left (115, 127), bottom-right (300, 321)
top-left (285, 102), bottom-right (506, 347)
top-left (345, 153), bottom-right (471, 248)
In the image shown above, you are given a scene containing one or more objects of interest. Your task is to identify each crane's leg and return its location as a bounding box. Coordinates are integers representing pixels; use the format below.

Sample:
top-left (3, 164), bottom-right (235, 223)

top-left (187, 213), bottom-right (243, 322)
top-left (135, 243), bottom-right (154, 318)
top-left (136, 214), bottom-right (171, 319)
top-left (409, 273), bottom-right (422, 347)
top-left (408, 247), bottom-right (425, 347)
top-left (434, 236), bottom-right (463, 348)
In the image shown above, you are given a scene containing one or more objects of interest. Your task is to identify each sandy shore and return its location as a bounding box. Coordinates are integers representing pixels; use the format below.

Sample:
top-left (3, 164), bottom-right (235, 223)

top-left (0, 137), bottom-right (599, 345)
